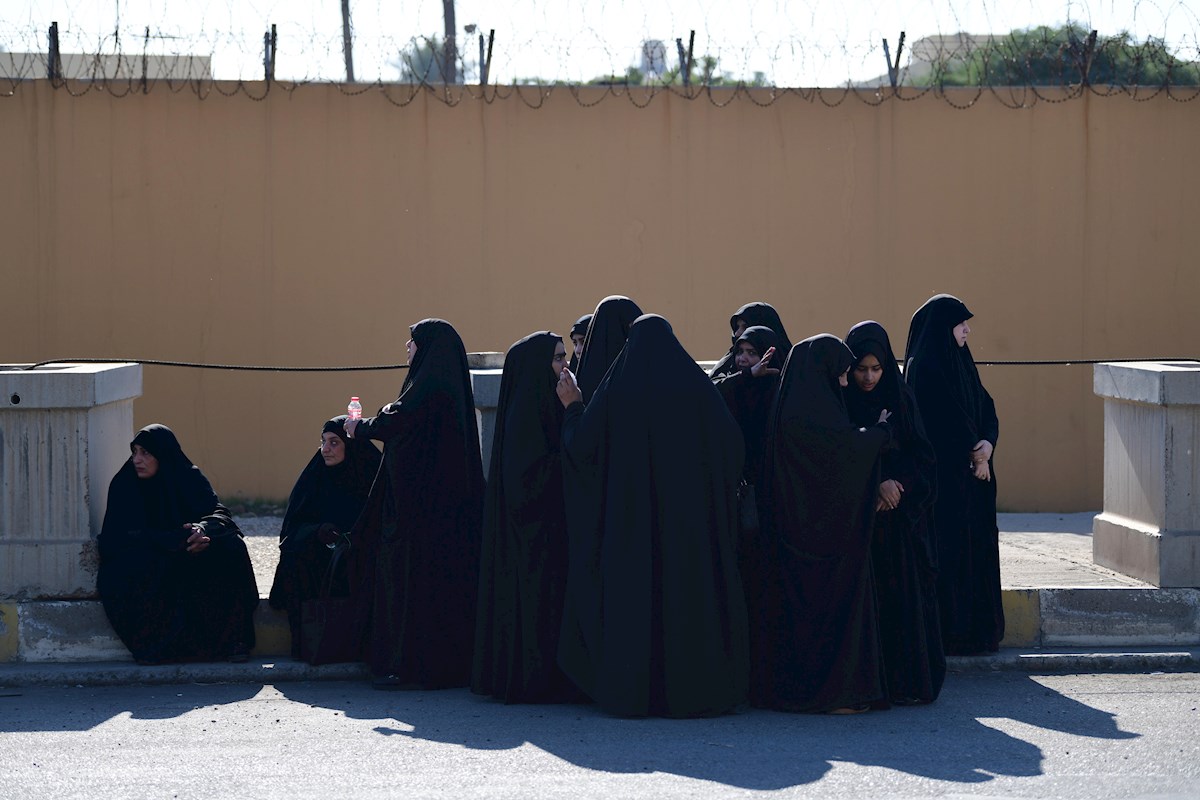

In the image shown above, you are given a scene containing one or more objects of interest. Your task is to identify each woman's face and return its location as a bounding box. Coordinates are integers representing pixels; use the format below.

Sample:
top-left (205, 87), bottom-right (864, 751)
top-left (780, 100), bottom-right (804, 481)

top-left (131, 444), bottom-right (159, 479)
top-left (551, 341), bottom-right (568, 377)
top-left (732, 318), bottom-right (748, 340)
top-left (320, 432), bottom-right (346, 466)
top-left (734, 340), bottom-right (761, 370)
top-left (405, 338), bottom-right (418, 365)
top-left (837, 368), bottom-right (850, 388)
top-left (570, 333), bottom-right (586, 357)
top-left (953, 320), bottom-right (971, 348)
top-left (853, 353), bottom-right (883, 392)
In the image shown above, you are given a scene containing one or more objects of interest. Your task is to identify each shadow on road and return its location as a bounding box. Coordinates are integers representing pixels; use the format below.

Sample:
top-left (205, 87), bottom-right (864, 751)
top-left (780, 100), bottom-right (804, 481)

top-left (0, 683), bottom-right (262, 733)
top-left (276, 671), bottom-right (1137, 790)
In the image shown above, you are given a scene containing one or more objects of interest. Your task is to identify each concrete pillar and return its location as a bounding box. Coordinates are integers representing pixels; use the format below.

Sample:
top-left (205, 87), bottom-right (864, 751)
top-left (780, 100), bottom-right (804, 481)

top-left (0, 363), bottom-right (142, 600)
top-left (1093, 361), bottom-right (1200, 587)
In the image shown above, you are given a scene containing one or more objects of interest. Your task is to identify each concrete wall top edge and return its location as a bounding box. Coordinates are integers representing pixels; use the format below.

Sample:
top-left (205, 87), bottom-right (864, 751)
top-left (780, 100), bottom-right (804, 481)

top-left (1094, 362), bottom-right (1200, 406)
top-left (0, 364), bottom-right (143, 410)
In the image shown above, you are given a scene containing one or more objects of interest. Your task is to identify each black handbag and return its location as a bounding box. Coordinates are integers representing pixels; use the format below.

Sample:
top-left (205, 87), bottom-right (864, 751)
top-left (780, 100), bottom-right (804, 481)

top-left (299, 542), bottom-right (361, 666)
top-left (737, 480), bottom-right (759, 534)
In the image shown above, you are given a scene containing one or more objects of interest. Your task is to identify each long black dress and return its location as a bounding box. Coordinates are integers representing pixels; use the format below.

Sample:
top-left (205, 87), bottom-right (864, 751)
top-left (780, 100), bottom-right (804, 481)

top-left (97, 424), bottom-right (259, 664)
top-left (472, 332), bottom-right (579, 703)
top-left (567, 314), bottom-right (592, 374)
top-left (904, 295), bottom-right (1003, 655)
top-left (349, 319), bottom-right (485, 686)
top-left (573, 296), bottom-right (642, 403)
top-left (709, 301), bottom-right (794, 379)
top-left (845, 321), bottom-right (945, 704)
top-left (760, 335), bottom-right (890, 712)
top-left (559, 314), bottom-right (749, 718)
top-left (268, 416), bottom-right (381, 659)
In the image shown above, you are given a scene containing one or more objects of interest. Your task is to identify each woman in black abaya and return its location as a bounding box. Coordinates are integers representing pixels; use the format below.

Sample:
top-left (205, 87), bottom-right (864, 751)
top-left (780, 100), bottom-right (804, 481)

top-left (97, 424), bottom-right (258, 665)
top-left (716, 325), bottom-right (782, 486)
top-left (345, 319), bottom-right (485, 688)
top-left (555, 314), bottom-right (748, 718)
top-left (760, 335), bottom-right (891, 713)
top-left (845, 321), bottom-right (945, 704)
top-left (904, 295), bottom-right (1003, 655)
top-left (472, 332), bottom-right (579, 704)
top-left (268, 416), bottom-right (381, 659)
top-left (573, 296), bottom-right (642, 403)
top-left (709, 301), bottom-right (793, 380)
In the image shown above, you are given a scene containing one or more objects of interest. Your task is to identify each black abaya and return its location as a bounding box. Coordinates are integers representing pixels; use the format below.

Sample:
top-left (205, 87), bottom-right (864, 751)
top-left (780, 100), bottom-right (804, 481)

top-left (97, 424), bottom-right (259, 664)
top-left (349, 319), bottom-right (485, 686)
top-left (759, 335), bottom-right (890, 712)
top-left (472, 332), bottom-right (579, 703)
top-left (573, 296), bottom-right (642, 403)
top-left (559, 314), bottom-right (749, 718)
top-left (845, 321), bottom-right (945, 704)
top-left (268, 416), bottom-right (381, 658)
top-left (904, 295), bottom-right (1003, 655)
top-left (709, 301), bottom-right (794, 379)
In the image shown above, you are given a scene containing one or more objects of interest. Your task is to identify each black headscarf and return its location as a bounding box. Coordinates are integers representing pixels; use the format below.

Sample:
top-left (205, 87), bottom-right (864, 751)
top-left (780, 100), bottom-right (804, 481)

top-left (574, 296), bottom-right (643, 403)
top-left (567, 314), bottom-right (593, 373)
top-left (844, 321), bottom-right (904, 429)
top-left (473, 332), bottom-right (578, 703)
top-left (904, 295), bottom-right (987, 442)
top-left (757, 334), bottom-right (890, 712)
top-left (278, 416), bottom-right (382, 548)
top-left (99, 424), bottom-right (223, 556)
top-left (559, 313), bottom-right (748, 718)
top-left (710, 301), bottom-right (794, 379)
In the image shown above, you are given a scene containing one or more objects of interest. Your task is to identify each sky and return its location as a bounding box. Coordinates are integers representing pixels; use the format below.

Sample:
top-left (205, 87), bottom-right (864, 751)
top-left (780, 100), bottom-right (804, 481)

top-left (2, 0), bottom-right (1197, 85)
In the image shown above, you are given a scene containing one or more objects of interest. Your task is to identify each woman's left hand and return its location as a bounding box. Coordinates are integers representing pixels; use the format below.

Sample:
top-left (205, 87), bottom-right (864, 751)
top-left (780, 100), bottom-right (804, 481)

top-left (344, 418), bottom-right (360, 439)
top-left (972, 439), bottom-right (993, 464)
top-left (557, 367), bottom-right (583, 407)
top-left (185, 524), bottom-right (211, 554)
top-left (750, 347), bottom-right (781, 378)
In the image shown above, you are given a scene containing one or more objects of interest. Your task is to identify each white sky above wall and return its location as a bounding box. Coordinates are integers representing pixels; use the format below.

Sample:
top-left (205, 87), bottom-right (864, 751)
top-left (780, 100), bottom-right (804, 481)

top-left (1, 0), bottom-right (1196, 85)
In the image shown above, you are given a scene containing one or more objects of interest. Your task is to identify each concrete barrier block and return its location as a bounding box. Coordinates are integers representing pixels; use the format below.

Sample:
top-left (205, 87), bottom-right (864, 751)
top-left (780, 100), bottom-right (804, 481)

top-left (1040, 587), bottom-right (1200, 647)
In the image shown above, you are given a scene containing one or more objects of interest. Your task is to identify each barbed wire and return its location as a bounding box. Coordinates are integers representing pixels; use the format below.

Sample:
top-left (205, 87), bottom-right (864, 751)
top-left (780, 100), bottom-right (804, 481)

top-left (1, 1), bottom-right (1199, 106)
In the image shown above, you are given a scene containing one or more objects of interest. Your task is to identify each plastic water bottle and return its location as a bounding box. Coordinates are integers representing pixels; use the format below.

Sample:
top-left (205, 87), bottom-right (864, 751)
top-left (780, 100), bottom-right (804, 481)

top-left (347, 397), bottom-right (362, 421)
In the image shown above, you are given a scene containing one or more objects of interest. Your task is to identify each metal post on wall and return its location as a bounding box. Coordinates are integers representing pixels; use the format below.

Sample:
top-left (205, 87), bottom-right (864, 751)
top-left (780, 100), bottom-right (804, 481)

top-left (883, 31), bottom-right (906, 90)
top-left (341, 0), bottom-right (355, 82)
top-left (263, 23), bottom-right (277, 82)
top-left (47, 21), bottom-right (63, 83)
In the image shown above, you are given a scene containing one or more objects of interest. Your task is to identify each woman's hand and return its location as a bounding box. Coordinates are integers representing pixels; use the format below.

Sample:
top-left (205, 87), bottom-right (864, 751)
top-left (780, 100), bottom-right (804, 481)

top-left (750, 347), bottom-right (781, 378)
top-left (877, 479), bottom-right (904, 511)
top-left (557, 367), bottom-right (583, 407)
top-left (185, 523), bottom-right (211, 554)
top-left (877, 409), bottom-right (892, 425)
top-left (973, 460), bottom-right (992, 482)
top-left (344, 418), bottom-right (360, 439)
top-left (972, 439), bottom-right (993, 464)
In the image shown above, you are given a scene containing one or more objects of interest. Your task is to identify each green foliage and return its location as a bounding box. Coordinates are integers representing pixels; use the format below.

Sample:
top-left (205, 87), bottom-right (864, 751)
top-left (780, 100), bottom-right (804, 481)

top-left (397, 35), bottom-right (450, 83)
top-left (587, 54), bottom-right (758, 87)
top-left (920, 25), bottom-right (1200, 87)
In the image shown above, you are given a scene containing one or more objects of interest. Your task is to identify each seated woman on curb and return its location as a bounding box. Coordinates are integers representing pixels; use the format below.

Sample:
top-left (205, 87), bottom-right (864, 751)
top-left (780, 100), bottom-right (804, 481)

top-left (268, 416), bottom-right (382, 659)
top-left (97, 424), bottom-right (259, 666)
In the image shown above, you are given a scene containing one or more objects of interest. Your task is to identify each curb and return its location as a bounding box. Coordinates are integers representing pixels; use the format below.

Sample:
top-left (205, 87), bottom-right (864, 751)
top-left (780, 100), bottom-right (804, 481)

top-left (947, 648), bottom-right (1200, 673)
top-left (0, 649), bottom-right (1197, 689)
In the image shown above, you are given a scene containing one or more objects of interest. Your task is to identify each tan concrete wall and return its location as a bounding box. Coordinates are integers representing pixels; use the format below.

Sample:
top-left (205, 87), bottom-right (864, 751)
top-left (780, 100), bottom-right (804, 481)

top-left (2, 82), bottom-right (1197, 510)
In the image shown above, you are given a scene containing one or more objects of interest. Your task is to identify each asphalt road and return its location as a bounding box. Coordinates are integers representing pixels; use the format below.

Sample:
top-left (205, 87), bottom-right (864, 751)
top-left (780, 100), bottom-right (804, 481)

top-left (2, 672), bottom-right (1197, 799)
